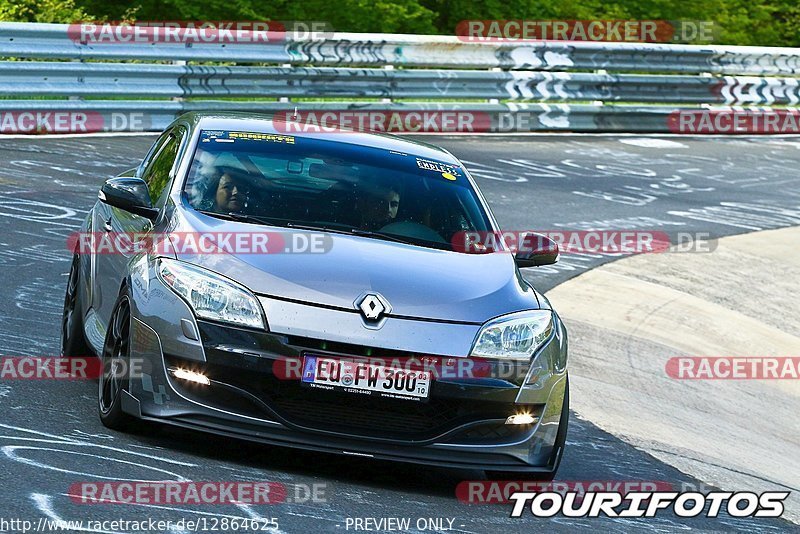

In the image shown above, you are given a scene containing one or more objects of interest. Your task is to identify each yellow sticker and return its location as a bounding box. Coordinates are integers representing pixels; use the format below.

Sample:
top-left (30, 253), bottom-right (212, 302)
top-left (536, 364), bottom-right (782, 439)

top-left (442, 172), bottom-right (456, 181)
top-left (228, 132), bottom-right (296, 144)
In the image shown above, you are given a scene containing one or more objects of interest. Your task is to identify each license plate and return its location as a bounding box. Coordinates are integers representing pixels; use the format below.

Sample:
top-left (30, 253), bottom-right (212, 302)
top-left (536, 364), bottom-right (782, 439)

top-left (300, 355), bottom-right (430, 401)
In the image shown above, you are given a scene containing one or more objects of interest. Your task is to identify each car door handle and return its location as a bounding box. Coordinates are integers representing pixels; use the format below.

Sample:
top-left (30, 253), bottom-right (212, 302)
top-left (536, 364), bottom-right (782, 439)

top-left (103, 220), bottom-right (113, 232)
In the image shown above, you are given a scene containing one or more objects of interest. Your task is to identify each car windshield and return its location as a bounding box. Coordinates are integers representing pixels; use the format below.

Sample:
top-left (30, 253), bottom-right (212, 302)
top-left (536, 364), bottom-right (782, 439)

top-left (183, 130), bottom-right (492, 251)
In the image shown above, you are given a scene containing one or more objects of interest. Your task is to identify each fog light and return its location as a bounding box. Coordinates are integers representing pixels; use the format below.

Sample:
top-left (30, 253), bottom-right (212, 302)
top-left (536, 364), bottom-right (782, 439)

top-left (170, 368), bottom-right (210, 386)
top-left (505, 412), bottom-right (537, 425)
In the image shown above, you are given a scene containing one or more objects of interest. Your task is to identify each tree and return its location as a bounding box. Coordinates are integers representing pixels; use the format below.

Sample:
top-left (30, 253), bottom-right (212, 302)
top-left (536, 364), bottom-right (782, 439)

top-left (0, 0), bottom-right (87, 22)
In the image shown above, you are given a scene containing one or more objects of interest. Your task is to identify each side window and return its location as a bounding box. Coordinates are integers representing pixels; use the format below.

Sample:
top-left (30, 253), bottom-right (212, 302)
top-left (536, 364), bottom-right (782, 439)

top-left (141, 128), bottom-right (186, 204)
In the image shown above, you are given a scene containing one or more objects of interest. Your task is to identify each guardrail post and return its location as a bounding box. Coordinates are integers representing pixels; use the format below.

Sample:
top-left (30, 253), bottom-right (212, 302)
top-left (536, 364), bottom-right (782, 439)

top-left (172, 60), bottom-right (187, 102)
top-left (382, 65), bottom-right (393, 103)
top-left (279, 63), bottom-right (291, 103)
top-left (489, 67), bottom-right (501, 104)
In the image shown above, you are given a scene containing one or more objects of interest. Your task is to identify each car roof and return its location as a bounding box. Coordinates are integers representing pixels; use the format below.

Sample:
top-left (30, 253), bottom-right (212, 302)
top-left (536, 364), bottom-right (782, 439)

top-left (177, 112), bottom-right (462, 165)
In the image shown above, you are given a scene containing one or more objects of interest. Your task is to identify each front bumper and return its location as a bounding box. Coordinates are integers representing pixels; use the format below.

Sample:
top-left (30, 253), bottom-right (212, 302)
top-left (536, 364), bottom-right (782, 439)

top-left (125, 267), bottom-right (568, 471)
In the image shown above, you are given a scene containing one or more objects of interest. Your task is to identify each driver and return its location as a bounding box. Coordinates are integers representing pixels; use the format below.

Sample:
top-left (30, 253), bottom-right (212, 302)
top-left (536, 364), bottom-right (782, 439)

top-left (357, 185), bottom-right (400, 230)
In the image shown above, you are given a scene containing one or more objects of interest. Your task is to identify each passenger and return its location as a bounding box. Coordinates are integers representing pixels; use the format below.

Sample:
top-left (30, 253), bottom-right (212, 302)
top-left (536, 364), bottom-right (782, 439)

top-left (214, 172), bottom-right (247, 213)
top-left (197, 167), bottom-right (249, 213)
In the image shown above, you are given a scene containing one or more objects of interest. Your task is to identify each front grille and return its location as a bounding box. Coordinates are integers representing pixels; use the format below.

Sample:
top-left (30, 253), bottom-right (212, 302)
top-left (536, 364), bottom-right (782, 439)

top-left (255, 372), bottom-right (515, 441)
top-left (177, 326), bottom-right (527, 442)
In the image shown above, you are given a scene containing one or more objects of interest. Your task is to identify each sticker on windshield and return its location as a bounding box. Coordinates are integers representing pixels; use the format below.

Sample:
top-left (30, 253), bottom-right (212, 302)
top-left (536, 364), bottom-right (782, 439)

top-left (416, 158), bottom-right (461, 176)
top-left (200, 130), bottom-right (296, 144)
top-left (228, 132), bottom-right (296, 144)
top-left (200, 130), bottom-right (225, 142)
top-left (441, 172), bottom-right (457, 181)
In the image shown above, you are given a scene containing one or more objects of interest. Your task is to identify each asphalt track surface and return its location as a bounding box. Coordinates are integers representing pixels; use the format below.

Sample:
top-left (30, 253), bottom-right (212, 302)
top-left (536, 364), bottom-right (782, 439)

top-left (0, 134), bottom-right (799, 533)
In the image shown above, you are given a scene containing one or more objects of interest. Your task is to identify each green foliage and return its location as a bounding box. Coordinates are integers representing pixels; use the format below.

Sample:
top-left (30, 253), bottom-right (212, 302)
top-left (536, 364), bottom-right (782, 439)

top-left (1, 0), bottom-right (798, 46)
top-left (279, 0), bottom-right (438, 34)
top-left (0, 0), bottom-right (87, 22)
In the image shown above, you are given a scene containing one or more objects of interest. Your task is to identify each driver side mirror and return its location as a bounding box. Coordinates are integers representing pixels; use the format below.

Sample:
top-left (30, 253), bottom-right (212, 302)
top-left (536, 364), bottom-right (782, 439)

top-left (514, 232), bottom-right (559, 268)
top-left (99, 177), bottom-right (159, 220)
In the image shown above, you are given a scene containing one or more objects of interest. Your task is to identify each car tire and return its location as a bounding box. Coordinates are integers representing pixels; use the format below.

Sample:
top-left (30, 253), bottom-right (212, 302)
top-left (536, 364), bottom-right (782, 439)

top-left (98, 294), bottom-right (137, 431)
top-left (486, 376), bottom-right (570, 481)
top-left (61, 253), bottom-right (91, 358)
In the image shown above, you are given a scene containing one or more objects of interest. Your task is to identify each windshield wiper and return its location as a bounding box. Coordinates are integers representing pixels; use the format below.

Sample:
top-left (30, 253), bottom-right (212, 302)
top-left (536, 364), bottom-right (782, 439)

top-left (278, 222), bottom-right (410, 244)
top-left (346, 228), bottom-right (409, 244)
top-left (226, 212), bottom-right (288, 226)
top-left (197, 210), bottom-right (288, 227)
top-left (198, 211), bottom-right (416, 245)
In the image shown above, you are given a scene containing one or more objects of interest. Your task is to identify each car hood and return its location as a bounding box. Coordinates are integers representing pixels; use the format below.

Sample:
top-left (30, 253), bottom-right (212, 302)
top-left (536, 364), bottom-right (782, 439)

top-left (169, 212), bottom-right (540, 324)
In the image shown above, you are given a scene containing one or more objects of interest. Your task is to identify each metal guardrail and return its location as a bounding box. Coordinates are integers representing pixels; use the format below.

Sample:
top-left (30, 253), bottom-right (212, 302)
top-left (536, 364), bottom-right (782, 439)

top-left (0, 22), bottom-right (799, 133)
top-left (2, 62), bottom-right (799, 105)
top-left (3, 22), bottom-right (800, 74)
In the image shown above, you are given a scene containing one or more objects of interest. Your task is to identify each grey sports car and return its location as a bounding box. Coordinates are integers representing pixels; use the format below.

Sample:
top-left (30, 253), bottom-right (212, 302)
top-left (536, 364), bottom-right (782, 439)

top-left (61, 112), bottom-right (569, 478)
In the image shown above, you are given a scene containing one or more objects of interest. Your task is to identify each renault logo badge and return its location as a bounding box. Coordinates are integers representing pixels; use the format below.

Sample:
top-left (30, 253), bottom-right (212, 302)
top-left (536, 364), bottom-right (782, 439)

top-left (358, 294), bottom-right (385, 320)
top-left (356, 293), bottom-right (391, 324)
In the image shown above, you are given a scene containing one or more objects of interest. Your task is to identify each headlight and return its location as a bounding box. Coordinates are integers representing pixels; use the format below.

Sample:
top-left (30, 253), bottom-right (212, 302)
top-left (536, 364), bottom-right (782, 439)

top-left (470, 310), bottom-right (553, 361)
top-left (157, 258), bottom-right (265, 329)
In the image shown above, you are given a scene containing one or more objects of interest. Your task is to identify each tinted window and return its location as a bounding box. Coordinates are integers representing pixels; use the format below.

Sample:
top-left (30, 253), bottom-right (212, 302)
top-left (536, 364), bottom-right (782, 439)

top-left (142, 128), bottom-right (185, 204)
top-left (183, 130), bottom-right (492, 251)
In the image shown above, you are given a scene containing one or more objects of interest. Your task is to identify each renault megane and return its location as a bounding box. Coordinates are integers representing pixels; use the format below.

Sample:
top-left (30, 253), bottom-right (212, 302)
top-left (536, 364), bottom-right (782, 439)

top-left (61, 112), bottom-right (569, 478)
